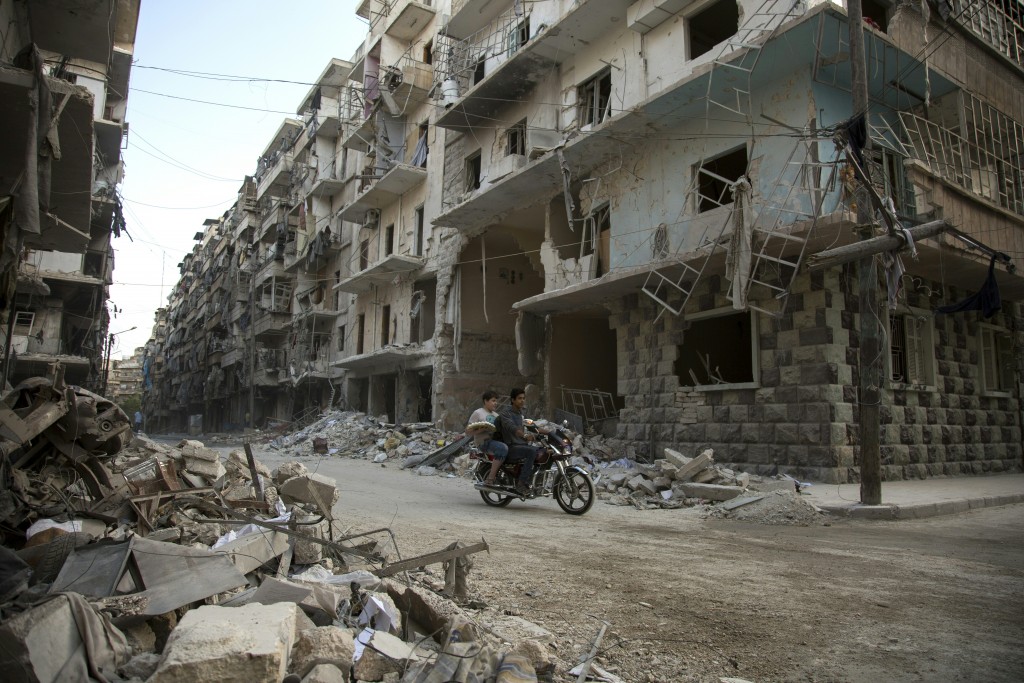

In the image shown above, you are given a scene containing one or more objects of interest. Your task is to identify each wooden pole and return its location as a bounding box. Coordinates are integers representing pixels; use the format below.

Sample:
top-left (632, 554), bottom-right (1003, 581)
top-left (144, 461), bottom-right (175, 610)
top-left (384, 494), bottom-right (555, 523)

top-left (848, 0), bottom-right (881, 505)
top-left (804, 219), bottom-right (950, 272)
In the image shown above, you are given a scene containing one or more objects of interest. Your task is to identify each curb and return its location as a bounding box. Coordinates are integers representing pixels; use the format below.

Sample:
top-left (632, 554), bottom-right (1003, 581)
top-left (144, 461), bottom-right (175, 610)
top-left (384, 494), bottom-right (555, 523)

top-left (817, 493), bottom-right (1024, 520)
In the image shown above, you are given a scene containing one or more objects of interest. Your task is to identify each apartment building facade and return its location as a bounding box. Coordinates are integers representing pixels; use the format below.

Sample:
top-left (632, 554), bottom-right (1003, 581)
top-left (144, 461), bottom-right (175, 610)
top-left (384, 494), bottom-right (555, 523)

top-left (0, 0), bottom-right (139, 392)
top-left (146, 0), bottom-right (1022, 483)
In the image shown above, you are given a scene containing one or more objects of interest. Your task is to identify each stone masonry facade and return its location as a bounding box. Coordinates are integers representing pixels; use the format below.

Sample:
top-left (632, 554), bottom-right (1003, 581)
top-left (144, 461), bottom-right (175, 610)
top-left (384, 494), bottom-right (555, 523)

top-left (610, 268), bottom-right (1023, 483)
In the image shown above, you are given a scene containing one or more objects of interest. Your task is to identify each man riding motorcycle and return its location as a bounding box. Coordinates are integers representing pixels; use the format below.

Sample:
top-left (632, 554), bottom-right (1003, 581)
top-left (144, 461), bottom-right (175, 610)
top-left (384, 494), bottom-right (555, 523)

top-left (497, 387), bottom-right (540, 496)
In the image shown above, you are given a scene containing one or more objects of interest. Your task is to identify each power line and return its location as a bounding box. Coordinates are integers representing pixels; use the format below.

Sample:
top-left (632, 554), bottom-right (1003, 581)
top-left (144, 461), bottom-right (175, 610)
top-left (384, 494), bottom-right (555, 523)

top-left (130, 87), bottom-right (297, 115)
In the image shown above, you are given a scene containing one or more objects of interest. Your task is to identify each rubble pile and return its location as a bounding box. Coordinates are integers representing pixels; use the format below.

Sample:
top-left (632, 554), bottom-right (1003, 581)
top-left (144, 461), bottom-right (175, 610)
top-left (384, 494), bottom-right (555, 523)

top-left (0, 384), bottom-right (570, 683)
top-left (593, 447), bottom-right (825, 523)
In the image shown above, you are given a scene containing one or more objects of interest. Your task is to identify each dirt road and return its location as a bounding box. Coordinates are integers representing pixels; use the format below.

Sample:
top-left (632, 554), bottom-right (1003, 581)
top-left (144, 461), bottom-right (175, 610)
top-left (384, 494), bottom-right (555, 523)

top-left (239, 446), bottom-right (1023, 682)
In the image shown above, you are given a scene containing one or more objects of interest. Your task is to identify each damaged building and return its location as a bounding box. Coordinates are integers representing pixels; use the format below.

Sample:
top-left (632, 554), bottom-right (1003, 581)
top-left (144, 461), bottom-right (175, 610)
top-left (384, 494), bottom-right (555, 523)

top-left (0, 0), bottom-right (139, 393)
top-left (146, 0), bottom-right (1023, 483)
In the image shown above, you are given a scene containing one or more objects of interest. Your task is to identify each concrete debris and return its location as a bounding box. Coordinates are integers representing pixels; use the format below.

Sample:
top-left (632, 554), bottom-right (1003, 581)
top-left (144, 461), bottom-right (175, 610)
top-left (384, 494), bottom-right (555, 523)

top-left (150, 602), bottom-right (301, 682)
top-left (705, 489), bottom-right (829, 526)
top-left (291, 626), bottom-right (355, 679)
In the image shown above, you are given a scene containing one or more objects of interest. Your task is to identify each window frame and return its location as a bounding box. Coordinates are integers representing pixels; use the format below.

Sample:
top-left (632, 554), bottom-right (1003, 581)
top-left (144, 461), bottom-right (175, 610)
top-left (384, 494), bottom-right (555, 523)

top-left (465, 150), bottom-right (482, 192)
top-left (694, 145), bottom-right (748, 214)
top-left (885, 307), bottom-right (937, 390)
top-left (979, 323), bottom-right (1014, 396)
top-left (506, 119), bottom-right (527, 157)
top-left (577, 69), bottom-right (612, 129)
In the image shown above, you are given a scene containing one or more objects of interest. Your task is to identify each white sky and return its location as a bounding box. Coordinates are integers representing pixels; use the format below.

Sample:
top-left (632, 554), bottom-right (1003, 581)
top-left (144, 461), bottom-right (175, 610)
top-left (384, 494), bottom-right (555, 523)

top-left (110, 1), bottom-right (369, 357)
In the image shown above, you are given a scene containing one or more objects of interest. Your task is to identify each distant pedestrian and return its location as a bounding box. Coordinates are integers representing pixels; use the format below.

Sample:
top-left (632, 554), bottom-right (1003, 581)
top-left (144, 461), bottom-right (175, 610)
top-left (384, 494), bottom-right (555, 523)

top-left (133, 410), bottom-right (142, 432)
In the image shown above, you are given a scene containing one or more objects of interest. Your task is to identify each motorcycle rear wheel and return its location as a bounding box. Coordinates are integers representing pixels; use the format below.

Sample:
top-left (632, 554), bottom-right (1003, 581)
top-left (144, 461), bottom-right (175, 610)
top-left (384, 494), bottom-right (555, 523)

top-left (476, 462), bottom-right (514, 507)
top-left (555, 469), bottom-right (595, 515)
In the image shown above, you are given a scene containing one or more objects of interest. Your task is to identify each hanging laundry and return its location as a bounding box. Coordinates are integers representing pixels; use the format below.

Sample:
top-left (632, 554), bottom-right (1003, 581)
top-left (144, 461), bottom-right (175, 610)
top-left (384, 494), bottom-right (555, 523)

top-left (935, 254), bottom-right (1001, 318)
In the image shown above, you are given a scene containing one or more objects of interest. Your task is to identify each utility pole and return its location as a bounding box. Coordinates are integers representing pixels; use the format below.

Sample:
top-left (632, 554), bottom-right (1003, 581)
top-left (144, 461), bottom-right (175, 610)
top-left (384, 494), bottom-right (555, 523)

top-left (848, 0), bottom-right (882, 505)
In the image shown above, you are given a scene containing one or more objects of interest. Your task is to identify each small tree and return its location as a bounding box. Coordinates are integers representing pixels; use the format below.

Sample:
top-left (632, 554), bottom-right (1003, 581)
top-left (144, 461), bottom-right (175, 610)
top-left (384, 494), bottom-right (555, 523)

top-left (119, 394), bottom-right (142, 418)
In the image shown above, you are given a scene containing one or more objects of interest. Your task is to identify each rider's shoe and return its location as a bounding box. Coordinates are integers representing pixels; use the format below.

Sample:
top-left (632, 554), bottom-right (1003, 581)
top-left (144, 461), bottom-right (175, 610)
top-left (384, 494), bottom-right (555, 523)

top-left (475, 479), bottom-right (496, 489)
top-left (515, 482), bottom-right (531, 497)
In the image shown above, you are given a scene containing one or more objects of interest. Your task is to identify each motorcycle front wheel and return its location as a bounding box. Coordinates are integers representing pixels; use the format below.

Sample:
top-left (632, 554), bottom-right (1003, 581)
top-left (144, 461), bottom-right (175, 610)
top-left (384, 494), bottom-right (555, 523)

top-left (554, 469), bottom-right (595, 515)
top-left (476, 461), bottom-right (514, 507)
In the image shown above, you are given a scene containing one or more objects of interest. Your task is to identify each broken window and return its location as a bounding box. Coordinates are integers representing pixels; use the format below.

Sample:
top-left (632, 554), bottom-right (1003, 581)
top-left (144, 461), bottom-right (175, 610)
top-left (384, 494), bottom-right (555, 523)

top-left (381, 305), bottom-right (392, 346)
top-left (410, 279), bottom-right (436, 344)
top-left (507, 15), bottom-right (530, 56)
top-left (888, 310), bottom-right (935, 386)
top-left (580, 204), bottom-right (611, 276)
top-left (423, 39), bottom-right (433, 65)
top-left (465, 151), bottom-right (482, 192)
top-left (337, 324), bottom-right (346, 352)
top-left (506, 119), bottom-right (527, 156)
top-left (578, 70), bottom-right (612, 128)
top-left (675, 310), bottom-right (757, 387)
top-left (980, 325), bottom-right (1014, 394)
top-left (384, 224), bottom-right (395, 256)
top-left (862, 0), bottom-right (892, 31)
top-left (414, 206), bottom-right (425, 256)
top-left (359, 238), bottom-right (370, 271)
top-left (472, 58), bottom-right (486, 85)
top-left (869, 147), bottom-right (917, 220)
top-left (695, 146), bottom-right (748, 213)
top-left (951, 0), bottom-right (1024, 67)
top-left (689, 0), bottom-right (739, 60)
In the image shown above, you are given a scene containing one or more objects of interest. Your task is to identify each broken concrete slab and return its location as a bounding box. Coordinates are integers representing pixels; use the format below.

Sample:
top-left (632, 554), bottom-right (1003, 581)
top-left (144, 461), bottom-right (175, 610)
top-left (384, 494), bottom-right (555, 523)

top-left (177, 440), bottom-right (219, 461)
top-left (150, 602), bottom-right (300, 683)
top-left (662, 448), bottom-right (690, 469)
top-left (353, 630), bottom-right (420, 681)
top-left (280, 474), bottom-right (340, 509)
top-left (674, 450), bottom-right (714, 482)
top-left (721, 494), bottom-right (765, 511)
top-left (301, 663), bottom-right (348, 683)
top-left (749, 479), bottom-right (798, 494)
top-left (274, 461), bottom-right (309, 485)
top-left (183, 456), bottom-right (227, 480)
top-left (290, 626), bottom-right (355, 679)
top-left (677, 482), bottom-right (745, 502)
top-left (626, 474), bottom-right (646, 491)
top-left (215, 529), bottom-right (290, 574)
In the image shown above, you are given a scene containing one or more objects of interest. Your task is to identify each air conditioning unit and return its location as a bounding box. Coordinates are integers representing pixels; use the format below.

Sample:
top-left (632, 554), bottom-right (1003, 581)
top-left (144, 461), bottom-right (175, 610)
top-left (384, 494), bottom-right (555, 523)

top-left (363, 209), bottom-right (380, 228)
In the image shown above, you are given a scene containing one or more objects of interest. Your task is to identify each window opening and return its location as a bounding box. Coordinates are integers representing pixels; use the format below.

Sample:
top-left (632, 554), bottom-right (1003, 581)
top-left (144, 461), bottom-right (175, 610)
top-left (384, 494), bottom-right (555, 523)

top-left (507, 15), bottom-right (530, 56)
top-left (695, 146), bottom-right (748, 213)
top-left (337, 324), bottom-right (346, 351)
top-left (506, 119), bottom-right (527, 156)
top-left (580, 205), bottom-right (611, 276)
top-left (423, 39), bottom-right (433, 65)
top-left (465, 151), bottom-right (482, 192)
top-left (381, 304), bottom-right (392, 346)
top-left (689, 0), bottom-right (739, 60)
top-left (577, 70), bottom-right (612, 128)
top-left (888, 311), bottom-right (934, 385)
top-left (359, 238), bottom-right (370, 270)
top-left (13, 311), bottom-right (34, 331)
top-left (473, 58), bottom-right (486, 85)
top-left (384, 224), bottom-right (395, 256)
top-left (414, 206), bottom-right (425, 256)
top-left (980, 325), bottom-right (1014, 393)
top-left (356, 314), bottom-right (365, 354)
top-left (675, 311), bottom-right (756, 386)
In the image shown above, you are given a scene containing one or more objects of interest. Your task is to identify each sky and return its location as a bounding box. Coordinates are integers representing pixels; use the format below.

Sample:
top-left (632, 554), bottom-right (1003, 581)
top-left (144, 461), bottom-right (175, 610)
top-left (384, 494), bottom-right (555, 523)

top-left (109, 1), bottom-right (369, 358)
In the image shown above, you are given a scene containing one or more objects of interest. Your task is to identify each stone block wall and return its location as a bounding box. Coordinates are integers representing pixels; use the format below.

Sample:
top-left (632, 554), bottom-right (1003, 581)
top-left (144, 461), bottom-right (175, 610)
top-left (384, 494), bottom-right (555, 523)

top-left (608, 266), bottom-right (1023, 483)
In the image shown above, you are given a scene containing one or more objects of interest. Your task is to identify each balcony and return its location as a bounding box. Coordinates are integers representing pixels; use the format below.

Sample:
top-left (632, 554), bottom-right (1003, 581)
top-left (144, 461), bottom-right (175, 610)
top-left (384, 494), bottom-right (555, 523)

top-left (332, 341), bottom-right (432, 370)
top-left (253, 310), bottom-right (291, 339)
top-left (254, 251), bottom-right (293, 286)
top-left (338, 163), bottom-right (427, 222)
top-left (446, 0), bottom-right (508, 39)
top-left (383, 0), bottom-right (437, 41)
top-left (309, 161), bottom-right (346, 198)
top-left (381, 57), bottom-right (433, 104)
top-left (221, 347), bottom-right (244, 368)
top-left (335, 254), bottom-right (423, 294)
top-left (435, 0), bottom-right (632, 131)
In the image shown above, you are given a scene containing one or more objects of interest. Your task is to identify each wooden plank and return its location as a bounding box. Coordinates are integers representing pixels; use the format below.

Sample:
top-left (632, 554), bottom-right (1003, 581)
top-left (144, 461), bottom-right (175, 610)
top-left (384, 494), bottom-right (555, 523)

top-left (805, 219), bottom-right (950, 272)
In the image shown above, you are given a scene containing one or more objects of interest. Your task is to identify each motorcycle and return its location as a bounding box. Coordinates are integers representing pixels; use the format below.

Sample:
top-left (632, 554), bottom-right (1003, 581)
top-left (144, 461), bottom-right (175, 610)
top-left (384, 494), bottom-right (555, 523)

top-left (469, 419), bottom-right (596, 515)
